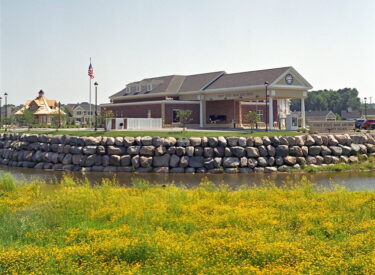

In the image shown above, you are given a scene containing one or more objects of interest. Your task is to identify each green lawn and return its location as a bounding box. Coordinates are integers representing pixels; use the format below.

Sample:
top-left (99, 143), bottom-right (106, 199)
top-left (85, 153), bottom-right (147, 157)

top-left (1, 129), bottom-right (302, 137)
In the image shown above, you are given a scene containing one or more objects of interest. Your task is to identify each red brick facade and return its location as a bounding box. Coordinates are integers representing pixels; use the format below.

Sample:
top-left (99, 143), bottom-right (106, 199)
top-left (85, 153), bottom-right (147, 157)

top-left (165, 104), bottom-right (200, 124)
top-left (104, 104), bottom-right (161, 118)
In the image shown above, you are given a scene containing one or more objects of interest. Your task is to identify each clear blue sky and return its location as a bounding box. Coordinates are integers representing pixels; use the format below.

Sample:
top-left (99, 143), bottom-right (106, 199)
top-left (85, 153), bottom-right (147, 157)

top-left (1, 0), bottom-right (374, 105)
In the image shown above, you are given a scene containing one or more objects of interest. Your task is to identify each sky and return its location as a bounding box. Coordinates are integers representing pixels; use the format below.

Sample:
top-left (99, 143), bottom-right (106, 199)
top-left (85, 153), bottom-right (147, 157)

top-left (0, 0), bottom-right (374, 106)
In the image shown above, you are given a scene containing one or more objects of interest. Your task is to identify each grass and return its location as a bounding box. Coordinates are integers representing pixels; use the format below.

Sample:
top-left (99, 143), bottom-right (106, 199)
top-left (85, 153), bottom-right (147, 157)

top-left (1, 129), bottom-right (301, 138)
top-left (0, 174), bottom-right (374, 274)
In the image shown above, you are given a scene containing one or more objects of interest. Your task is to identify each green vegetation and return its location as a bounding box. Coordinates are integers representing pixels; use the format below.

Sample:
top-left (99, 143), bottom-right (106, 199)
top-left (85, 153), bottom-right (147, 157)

top-left (0, 174), bottom-right (374, 274)
top-left (2, 130), bottom-right (302, 137)
top-left (291, 88), bottom-right (361, 114)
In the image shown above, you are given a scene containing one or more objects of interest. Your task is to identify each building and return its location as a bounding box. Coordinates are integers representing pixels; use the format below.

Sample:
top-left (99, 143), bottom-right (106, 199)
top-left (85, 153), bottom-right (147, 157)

top-left (341, 110), bottom-right (361, 121)
top-left (305, 110), bottom-right (337, 122)
top-left (15, 90), bottom-right (65, 124)
top-left (102, 66), bottom-right (313, 129)
top-left (65, 102), bottom-right (99, 125)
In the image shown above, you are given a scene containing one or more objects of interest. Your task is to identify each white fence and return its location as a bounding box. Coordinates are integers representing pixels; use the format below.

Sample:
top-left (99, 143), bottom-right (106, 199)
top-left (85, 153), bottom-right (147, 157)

top-left (127, 118), bottom-right (162, 130)
top-left (106, 118), bottom-right (163, 130)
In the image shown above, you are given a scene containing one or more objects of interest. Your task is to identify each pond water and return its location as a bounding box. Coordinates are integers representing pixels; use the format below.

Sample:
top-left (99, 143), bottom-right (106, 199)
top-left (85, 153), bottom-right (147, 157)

top-left (1, 166), bottom-right (374, 191)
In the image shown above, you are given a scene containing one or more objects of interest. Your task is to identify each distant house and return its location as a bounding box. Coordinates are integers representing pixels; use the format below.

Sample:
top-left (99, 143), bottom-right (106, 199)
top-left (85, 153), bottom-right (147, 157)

top-left (66, 102), bottom-right (100, 125)
top-left (341, 110), bottom-right (361, 120)
top-left (15, 90), bottom-right (65, 124)
top-left (306, 110), bottom-right (336, 122)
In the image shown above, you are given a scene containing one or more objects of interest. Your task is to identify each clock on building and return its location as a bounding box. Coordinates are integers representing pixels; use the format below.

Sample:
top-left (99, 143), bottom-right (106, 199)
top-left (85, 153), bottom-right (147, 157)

top-left (285, 74), bottom-right (293, 85)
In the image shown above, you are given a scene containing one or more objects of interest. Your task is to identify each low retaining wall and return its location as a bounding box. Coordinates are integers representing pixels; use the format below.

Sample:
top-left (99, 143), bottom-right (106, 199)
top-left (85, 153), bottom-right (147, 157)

top-left (0, 133), bottom-right (374, 173)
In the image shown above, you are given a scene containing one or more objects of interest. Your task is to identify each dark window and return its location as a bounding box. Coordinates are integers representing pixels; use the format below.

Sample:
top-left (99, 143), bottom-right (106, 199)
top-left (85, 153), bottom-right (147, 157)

top-left (172, 109), bottom-right (180, 123)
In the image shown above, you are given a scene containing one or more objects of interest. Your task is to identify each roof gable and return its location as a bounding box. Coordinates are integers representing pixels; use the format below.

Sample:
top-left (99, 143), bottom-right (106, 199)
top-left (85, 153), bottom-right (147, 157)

top-left (271, 67), bottom-right (313, 88)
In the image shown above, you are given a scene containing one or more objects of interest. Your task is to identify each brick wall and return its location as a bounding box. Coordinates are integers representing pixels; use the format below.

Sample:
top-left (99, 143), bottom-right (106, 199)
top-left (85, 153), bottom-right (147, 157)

top-left (104, 104), bottom-right (162, 119)
top-left (165, 104), bottom-right (200, 124)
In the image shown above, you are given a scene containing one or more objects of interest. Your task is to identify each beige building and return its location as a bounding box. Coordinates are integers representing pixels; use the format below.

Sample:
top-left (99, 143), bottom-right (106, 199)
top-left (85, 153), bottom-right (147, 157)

top-left (15, 90), bottom-right (65, 124)
top-left (66, 102), bottom-right (99, 125)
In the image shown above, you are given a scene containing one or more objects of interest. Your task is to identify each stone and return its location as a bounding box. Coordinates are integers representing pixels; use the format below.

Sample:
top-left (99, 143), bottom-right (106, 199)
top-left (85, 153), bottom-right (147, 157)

top-left (175, 146), bottom-right (185, 156)
top-left (103, 166), bottom-right (118, 172)
top-left (140, 136), bottom-right (152, 146)
top-left (118, 167), bottom-right (134, 172)
top-left (207, 168), bottom-right (224, 174)
top-left (329, 146), bottom-right (343, 156)
top-left (294, 136), bottom-right (305, 146)
top-left (194, 147), bottom-right (203, 156)
top-left (305, 135), bottom-right (315, 146)
top-left (267, 145), bottom-right (276, 157)
top-left (277, 165), bottom-right (288, 172)
top-left (207, 137), bottom-right (218, 147)
top-left (240, 157), bottom-right (248, 167)
top-left (140, 146), bottom-right (155, 156)
top-left (358, 144), bottom-right (367, 154)
top-left (218, 136), bottom-right (227, 147)
top-left (224, 147), bottom-right (231, 157)
top-left (92, 166), bottom-right (104, 172)
top-left (279, 137), bottom-right (289, 146)
top-left (62, 154), bottom-right (72, 165)
top-left (264, 167), bottom-right (277, 173)
top-left (203, 158), bottom-right (215, 169)
top-left (253, 137), bottom-right (263, 146)
top-left (275, 156), bottom-right (284, 166)
top-left (283, 156), bottom-right (296, 166)
top-left (301, 146), bottom-right (309, 157)
top-left (276, 145), bottom-right (289, 157)
top-left (120, 155), bottom-right (131, 166)
top-left (340, 156), bottom-right (349, 163)
top-left (109, 155), bottom-right (120, 166)
top-left (153, 154), bottom-right (170, 167)
top-left (170, 167), bottom-right (184, 173)
top-left (316, 155), bottom-right (324, 165)
top-left (270, 136), bottom-right (280, 146)
top-left (201, 137), bottom-right (208, 147)
top-left (72, 154), bottom-right (83, 165)
top-left (257, 157), bottom-right (268, 167)
top-left (258, 146), bottom-right (268, 157)
top-left (176, 137), bottom-right (190, 147)
top-left (203, 147), bottom-right (214, 158)
top-left (131, 155), bottom-right (140, 168)
top-left (320, 145), bottom-right (332, 156)
top-left (152, 137), bottom-right (164, 147)
top-left (231, 146), bottom-right (245, 157)
top-left (350, 144), bottom-right (361, 155)
top-left (167, 146), bottom-right (176, 155)
top-left (338, 145), bottom-right (351, 156)
top-left (140, 156), bottom-right (153, 168)
top-left (312, 135), bottom-right (323, 145)
top-left (97, 145), bottom-right (106, 155)
top-left (296, 157), bottom-right (306, 166)
top-left (239, 168), bottom-right (251, 173)
top-left (186, 146), bottom-right (194, 157)
top-left (196, 167), bottom-right (207, 174)
top-left (328, 135), bottom-right (339, 146)
top-left (152, 167), bottom-right (168, 173)
top-left (179, 156), bottom-right (189, 168)
top-left (106, 137), bottom-right (115, 145)
top-left (224, 168), bottom-right (238, 174)
top-left (115, 137), bottom-right (124, 146)
top-left (213, 157), bottom-right (222, 168)
top-left (293, 164), bottom-right (301, 170)
top-left (246, 147), bottom-right (259, 158)
top-left (102, 155), bottom-right (110, 166)
top-left (188, 156), bottom-right (204, 168)
top-left (247, 158), bottom-right (258, 168)
top-left (254, 167), bottom-right (265, 173)
top-left (246, 137), bottom-right (254, 146)
top-left (306, 156), bottom-right (317, 165)
top-left (184, 167), bottom-right (195, 173)
top-left (155, 146), bottom-right (166, 156)
top-left (223, 157), bottom-right (240, 168)
top-left (123, 137), bottom-right (135, 146)
top-left (189, 137), bottom-right (201, 146)
top-left (289, 146), bottom-right (303, 157)
top-left (268, 157), bottom-right (275, 166)
top-left (128, 146), bottom-right (141, 155)
top-left (108, 146), bottom-right (125, 155)
top-left (349, 156), bottom-right (359, 163)
top-left (169, 154), bottom-right (180, 167)
top-left (164, 137), bottom-right (176, 147)
top-left (83, 146), bottom-right (97, 155)
top-left (309, 146), bottom-right (321, 156)
top-left (262, 136), bottom-right (271, 146)
top-left (85, 155), bottom-right (95, 166)
top-left (323, 155), bottom-right (333, 164)
top-left (238, 137), bottom-right (247, 147)
top-left (227, 137), bottom-right (239, 147)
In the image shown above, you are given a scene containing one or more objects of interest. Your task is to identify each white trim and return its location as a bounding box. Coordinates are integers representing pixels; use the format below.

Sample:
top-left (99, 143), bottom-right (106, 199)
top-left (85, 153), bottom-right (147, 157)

top-left (100, 100), bottom-right (200, 107)
top-left (271, 67), bottom-right (313, 89)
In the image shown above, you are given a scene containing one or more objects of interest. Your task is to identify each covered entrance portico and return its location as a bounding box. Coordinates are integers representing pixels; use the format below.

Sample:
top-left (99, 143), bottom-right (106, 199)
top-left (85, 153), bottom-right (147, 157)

top-left (178, 67), bottom-right (312, 129)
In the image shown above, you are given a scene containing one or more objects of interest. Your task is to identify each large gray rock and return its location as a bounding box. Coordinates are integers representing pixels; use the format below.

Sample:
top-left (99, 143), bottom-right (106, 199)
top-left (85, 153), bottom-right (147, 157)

top-left (295, 136), bottom-right (305, 146)
top-left (176, 138), bottom-right (190, 147)
top-left (203, 147), bottom-right (214, 158)
top-left (264, 167), bottom-right (277, 173)
top-left (179, 156), bottom-right (189, 168)
top-left (224, 147), bottom-right (232, 157)
top-left (267, 145), bottom-right (276, 157)
top-left (246, 147), bottom-right (259, 157)
top-left (83, 146), bottom-right (97, 155)
top-left (106, 137), bottom-right (115, 145)
top-left (203, 158), bottom-right (215, 169)
top-left (62, 154), bottom-right (72, 165)
top-left (231, 146), bottom-right (245, 157)
top-left (188, 156), bottom-right (204, 168)
top-left (305, 135), bottom-right (315, 146)
top-left (279, 137), bottom-right (289, 146)
top-left (289, 146), bottom-right (303, 157)
top-left (328, 135), bottom-right (339, 146)
top-left (153, 154), bottom-right (170, 167)
top-left (258, 146), bottom-right (268, 157)
top-left (223, 157), bottom-right (240, 168)
top-left (108, 146), bottom-right (125, 155)
top-left (253, 137), bottom-right (263, 146)
top-left (238, 137), bottom-right (247, 147)
top-left (155, 146), bottom-right (166, 156)
top-left (123, 137), bottom-right (135, 146)
top-left (170, 167), bottom-right (184, 173)
top-left (164, 137), bottom-right (176, 147)
top-left (169, 154), bottom-right (180, 167)
top-left (227, 137), bottom-right (239, 147)
top-left (311, 135), bottom-right (323, 145)
top-left (309, 146), bottom-right (321, 156)
top-left (218, 136), bottom-right (227, 147)
top-left (97, 145), bottom-right (106, 155)
top-left (140, 156), bottom-right (153, 168)
top-left (320, 145), bottom-right (332, 156)
top-left (102, 155), bottom-right (109, 166)
top-left (140, 146), bottom-right (155, 156)
top-left (189, 137), bottom-right (201, 146)
top-left (213, 157), bottom-right (222, 168)
top-left (109, 155), bottom-right (121, 166)
top-left (207, 137), bottom-right (218, 147)
top-left (338, 145), bottom-right (351, 156)
top-left (194, 147), bottom-right (203, 156)
top-left (175, 146), bottom-right (186, 156)
top-left (140, 136), bottom-right (153, 146)
top-left (186, 146), bottom-right (194, 156)
top-left (276, 145), bottom-right (289, 157)
top-left (152, 137), bottom-right (164, 147)
top-left (128, 146), bottom-right (141, 155)
top-left (270, 136), bottom-right (280, 146)
top-left (131, 155), bottom-right (140, 168)
top-left (257, 157), bottom-right (268, 167)
top-left (329, 146), bottom-right (343, 156)
top-left (115, 137), bottom-right (124, 146)
top-left (120, 155), bottom-right (131, 166)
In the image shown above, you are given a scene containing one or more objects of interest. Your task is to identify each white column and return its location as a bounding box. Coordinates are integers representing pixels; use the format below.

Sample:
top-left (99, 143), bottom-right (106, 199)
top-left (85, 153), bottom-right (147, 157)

top-left (199, 95), bottom-right (205, 128)
top-left (268, 97), bottom-right (273, 130)
top-left (301, 98), bottom-right (306, 128)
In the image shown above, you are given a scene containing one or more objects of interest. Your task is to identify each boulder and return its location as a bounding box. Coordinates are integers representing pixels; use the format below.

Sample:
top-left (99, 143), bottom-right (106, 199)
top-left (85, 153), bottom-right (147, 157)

top-left (253, 137), bottom-right (263, 146)
top-left (264, 167), bottom-right (277, 173)
top-left (289, 146), bottom-right (303, 157)
top-left (140, 136), bottom-right (153, 146)
top-left (131, 155), bottom-right (140, 168)
top-left (186, 146), bottom-right (194, 156)
top-left (258, 146), bottom-right (268, 157)
top-left (120, 155), bottom-right (131, 166)
top-left (152, 137), bottom-right (164, 147)
top-left (283, 156), bottom-right (297, 166)
top-left (223, 157), bottom-right (240, 168)
top-left (170, 167), bottom-right (185, 173)
top-left (140, 146), bottom-right (155, 156)
top-left (176, 137), bottom-right (190, 147)
top-left (108, 146), bottom-right (125, 155)
top-left (207, 137), bottom-right (218, 147)
top-left (227, 137), bottom-right (239, 147)
top-left (123, 137), bottom-right (135, 146)
top-left (83, 146), bottom-right (97, 155)
top-left (153, 155), bottom-right (170, 167)
top-left (114, 137), bottom-right (124, 146)
top-left (262, 136), bottom-right (272, 146)
top-left (231, 146), bottom-right (245, 157)
top-left (169, 154), bottom-right (180, 167)
top-left (175, 146), bottom-right (186, 156)
top-left (194, 147), bottom-right (203, 156)
top-left (238, 137), bottom-right (247, 147)
top-left (188, 156), bottom-right (204, 168)
top-left (140, 156), bottom-right (153, 168)
top-left (189, 137), bottom-right (202, 146)
top-left (179, 156), bottom-right (189, 168)
top-left (203, 147), bottom-right (214, 158)
top-left (109, 155), bottom-right (120, 166)
top-left (329, 146), bottom-right (343, 156)
top-left (257, 157), bottom-right (268, 167)
top-left (246, 147), bottom-right (259, 158)
top-left (305, 135), bottom-right (315, 146)
top-left (155, 146), bottom-right (166, 156)
top-left (218, 136), bottom-right (227, 147)
top-left (309, 146), bottom-right (321, 156)
top-left (127, 146), bottom-right (141, 155)
top-left (276, 145), bottom-right (289, 157)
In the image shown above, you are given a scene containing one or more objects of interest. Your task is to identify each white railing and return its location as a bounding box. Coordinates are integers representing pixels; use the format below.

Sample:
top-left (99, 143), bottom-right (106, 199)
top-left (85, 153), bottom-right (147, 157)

top-left (127, 118), bottom-right (162, 130)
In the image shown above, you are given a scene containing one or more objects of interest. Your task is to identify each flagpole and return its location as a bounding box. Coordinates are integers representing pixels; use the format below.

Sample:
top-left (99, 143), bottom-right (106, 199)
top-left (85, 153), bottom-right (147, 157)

top-left (89, 57), bottom-right (92, 129)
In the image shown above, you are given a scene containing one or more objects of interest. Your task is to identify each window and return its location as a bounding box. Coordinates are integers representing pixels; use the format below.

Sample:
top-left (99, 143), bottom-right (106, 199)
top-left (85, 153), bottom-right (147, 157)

top-left (126, 86), bottom-right (131, 94)
top-left (76, 111), bottom-right (81, 115)
top-left (172, 109), bottom-right (180, 123)
top-left (147, 109), bottom-right (151, 118)
top-left (256, 110), bottom-right (264, 122)
top-left (136, 84), bottom-right (141, 93)
top-left (147, 83), bottom-right (152, 92)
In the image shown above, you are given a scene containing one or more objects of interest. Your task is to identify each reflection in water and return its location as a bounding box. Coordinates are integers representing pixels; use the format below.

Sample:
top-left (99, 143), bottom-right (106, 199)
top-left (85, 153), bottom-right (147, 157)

top-left (0, 166), bottom-right (374, 191)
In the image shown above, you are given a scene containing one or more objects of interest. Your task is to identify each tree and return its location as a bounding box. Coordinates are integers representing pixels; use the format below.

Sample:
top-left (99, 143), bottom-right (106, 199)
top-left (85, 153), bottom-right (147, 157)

top-left (175, 109), bottom-right (192, 131)
top-left (100, 110), bottom-right (115, 130)
top-left (243, 111), bottom-right (259, 130)
top-left (17, 109), bottom-right (35, 129)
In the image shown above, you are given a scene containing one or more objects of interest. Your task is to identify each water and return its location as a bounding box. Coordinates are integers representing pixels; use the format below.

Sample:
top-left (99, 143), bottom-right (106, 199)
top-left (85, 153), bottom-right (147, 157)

top-left (1, 165), bottom-right (374, 191)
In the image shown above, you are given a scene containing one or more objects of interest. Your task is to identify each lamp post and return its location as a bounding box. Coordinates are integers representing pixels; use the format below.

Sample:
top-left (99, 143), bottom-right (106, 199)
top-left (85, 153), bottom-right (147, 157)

top-left (264, 81), bottom-right (269, 132)
top-left (94, 82), bottom-right (98, 131)
top-left (364, 97), bottom-right (367, 119)
top-left (0, 96), bottom-right (2, 127)
top-left (4, 93), bottom-right (8, 131)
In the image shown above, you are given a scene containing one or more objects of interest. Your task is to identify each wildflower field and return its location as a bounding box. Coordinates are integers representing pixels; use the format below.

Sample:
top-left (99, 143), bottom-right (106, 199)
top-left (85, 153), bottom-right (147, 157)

top-left (0, 173), bottom-right (374, 274)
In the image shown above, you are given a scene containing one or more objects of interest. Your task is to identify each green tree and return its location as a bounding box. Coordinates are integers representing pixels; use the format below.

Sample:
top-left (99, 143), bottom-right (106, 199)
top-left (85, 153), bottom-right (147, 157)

top-left (17, 109), bottom-right (35, 129)
top-left (176, 109), bottom-right (193, 131)
top-left (243, 111), bottom-right (259, 130)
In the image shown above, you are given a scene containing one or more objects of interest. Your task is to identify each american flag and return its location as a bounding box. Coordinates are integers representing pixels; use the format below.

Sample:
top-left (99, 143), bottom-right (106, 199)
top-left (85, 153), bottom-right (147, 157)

top-left (88, 63), bottom-right (94, 79)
